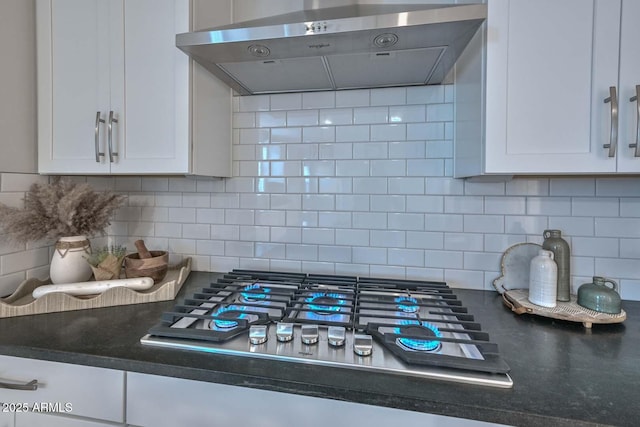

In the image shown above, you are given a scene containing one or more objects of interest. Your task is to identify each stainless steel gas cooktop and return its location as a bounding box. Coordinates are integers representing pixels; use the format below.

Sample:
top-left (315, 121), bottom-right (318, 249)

top-left (141, 270), bottom-right (513, 389)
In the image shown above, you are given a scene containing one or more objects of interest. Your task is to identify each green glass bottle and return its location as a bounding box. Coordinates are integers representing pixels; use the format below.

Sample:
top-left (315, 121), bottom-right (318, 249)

top-left (542, 230), bottom-right (571, 302)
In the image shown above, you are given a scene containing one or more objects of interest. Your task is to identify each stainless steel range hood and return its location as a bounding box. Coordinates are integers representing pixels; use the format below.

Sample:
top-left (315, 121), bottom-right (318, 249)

top-left (177, 3), bottom-right (486, 95)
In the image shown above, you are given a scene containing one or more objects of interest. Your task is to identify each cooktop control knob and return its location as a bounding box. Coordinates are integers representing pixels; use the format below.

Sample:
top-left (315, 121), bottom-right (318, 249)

top-left (353, 334), bottom-right (373, 357)
top-left (327, 326), bottom-right (346, 347)
top-left (301, 324), bottom-right (319, 345)
top-left (249, 325), bottom-right (267, 345)
top-left (276, 323), bottom-right (294, 342)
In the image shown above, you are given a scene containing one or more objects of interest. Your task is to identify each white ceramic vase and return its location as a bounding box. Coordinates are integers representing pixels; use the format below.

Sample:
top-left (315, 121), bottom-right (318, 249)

top-left (50, 236), bottom-right (93, 284)
top-left (528, 249), bottom-right (557, 308)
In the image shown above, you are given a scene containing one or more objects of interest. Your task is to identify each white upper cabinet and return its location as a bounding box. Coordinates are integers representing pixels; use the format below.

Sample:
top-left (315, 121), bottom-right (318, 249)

top-left (37, 0), bottom-right (231, 176)
top-left (454, 0), bottom-right (640, 177)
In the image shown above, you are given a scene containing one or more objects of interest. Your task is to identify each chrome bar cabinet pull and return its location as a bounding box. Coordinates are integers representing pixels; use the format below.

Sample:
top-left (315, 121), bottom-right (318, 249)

top-left (107, 110), bottom-right (119, 163)
top-left (94, 112), bottom-right (105, 163)
top-left (0, 379), bottom-right (39, 391)
top-left (629, 85), bottom-right (640, 158)
top-left (603, 86), bottom-right (618, 158)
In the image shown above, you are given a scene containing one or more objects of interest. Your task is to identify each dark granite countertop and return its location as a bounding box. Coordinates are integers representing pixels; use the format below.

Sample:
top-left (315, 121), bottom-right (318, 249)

top-left (0, 271), bottom-right (637, 427)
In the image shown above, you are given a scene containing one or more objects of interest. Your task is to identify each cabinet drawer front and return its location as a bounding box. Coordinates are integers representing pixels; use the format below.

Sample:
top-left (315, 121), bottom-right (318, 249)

top-left (0, 356), bottom-right (124, 423)
top-left (16, 411), bottom-right (120, 427)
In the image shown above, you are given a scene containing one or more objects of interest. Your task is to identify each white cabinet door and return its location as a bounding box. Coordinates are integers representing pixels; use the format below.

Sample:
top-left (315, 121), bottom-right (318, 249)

top-left (616, 0), bottom-right (640, 173)
top-left (111, 0), bottom-right (189, 174)
top-left (37, 0), bottom-right (111, 174)
top-left (484, 0), bottom-right (620, 174)
top-left (0, 355), bottom-right (124, 423)
top-left (37, 0), bottom-right (190, 175)
top-left (0, 412), bottom-right (13, 427)
top-left (15, 412), bottom-right (121, 427)
top-left (126, 372), bottom-right (505, 427)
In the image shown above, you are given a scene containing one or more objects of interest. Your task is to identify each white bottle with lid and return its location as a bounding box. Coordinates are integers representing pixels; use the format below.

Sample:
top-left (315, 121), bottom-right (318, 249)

top-left (528, 249), bottom-right (558, 308)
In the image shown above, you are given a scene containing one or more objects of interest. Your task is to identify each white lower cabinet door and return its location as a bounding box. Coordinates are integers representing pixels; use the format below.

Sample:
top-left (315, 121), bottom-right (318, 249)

top-left (126, 372), bottom-right (507, 427)
top-left (0, 356), bottom-right (124, 424)
top-left (15, 412), bottom-right (120, 427)
top-left (0, 412), bottom-right (14, 427)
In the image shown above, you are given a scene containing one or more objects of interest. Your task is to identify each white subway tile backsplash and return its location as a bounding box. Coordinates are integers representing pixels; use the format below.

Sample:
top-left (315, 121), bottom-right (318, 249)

top-left (238, 94), bottom-right (270, 112)
top-left (353, 178), bottom-right (387, 194)
top-left (352, 212), bottom-right (387, 230)
top-left (546, 216), bottom-right (594, 238)
top-left (336, 195), bottom-right (370, 211)
top-left (287, 144), bottom-right (319, 160)
top-left (335, 89), bottom-right (370, 107)
top-left (183, 224), bottom-right (211, 240)
top-left (6, 86), bottom-right (634, 299)
top-left (426, 103), bottom-right (454, 122)
top-left (285, 244), bottom-right (318, 261)
top-left (387, 213), bottom-right (424, 230)
top-left (319, 143), bottom-right (353, 160)
top-left (572, 197), bottom-right (619, 217)
top-left (389, 141), bottom-right (426, 159)
top-left (353, 106), bottom-right (388, 124)
top-left (302, 228), bottom-right (335, 245)
top-left (504, 216), bottom-right (548, 235)
top-left (370, 195), bottom-right (405, 212)
top-left (320, 108), bottom-right (353, 126)
top-left (370, 124), bottom-right (406, 142)
top-left (319, 212), bottom-right (352, 228)
top-left (389, 105), bottom-right (426, 123)
top-left (406, 231), bottom-right (444, 250)
top-left (370, 160), bottom-right (406, 176)
top-left (336, 125), bottom-right (369, 142)
top-left (302, 126), bottom-right (335, 143)
top-left (255, 210), bottom-right (286, 226)
top-left (271, 127), bottom-right (302, 143)
top-left (319, 178), bottom-right (352, 194)
top-left (526, 197), bottom-right (571, 216)
top-left (445, 233), bottom-right (483, 251)
top-left (388, 248), bottom-right (424, 267)
top-left (407, 85), bottom-right (444, 105)
top-left (302, 91), bottom-right (335, 109)
top-left (319, 245), bottom-right (352, 263)
top-left (270, 227), bottom-right (302, 243)
top-left (270, 93), bottom-right (301, 111)
top-left (353, 142), bottom-right (388, 159)
top-left (286, 110), bottom-right (319, 126)
top-left (445, 196), bottom-right (483, 214)
top-left (303, 160), bottom-right (335, 176)
top-left (255, 242), bottom-right (286, 258)
top-left (371, 87), bottom-right (406, 106)
top-left (353, 247), bottom-right (386, 264)
top-left (595, 218), bottom-right (640, 238)
top-left (620, 198), bottom-right (640, 217)
top-left (370, 230), bottom-right (405, 248)
top-left (257, 111), bottom-right (286, 128)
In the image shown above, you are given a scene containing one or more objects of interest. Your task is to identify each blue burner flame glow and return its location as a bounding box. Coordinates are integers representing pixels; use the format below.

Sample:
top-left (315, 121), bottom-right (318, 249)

top-left (241, 283), bottom-right (270, 302)
top-left (394, 296), bottom-right (419, 313)
top-left (305, 292), bottom-right (347, 314)
top-left (394, 320), bottom-right (443, 352)
top-left (211, 306), bottom-right (248, 329)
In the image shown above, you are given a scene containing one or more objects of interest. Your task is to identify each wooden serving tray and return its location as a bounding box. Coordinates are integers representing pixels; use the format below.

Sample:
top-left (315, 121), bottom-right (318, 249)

top-left (502, 288), bottom-right (626, 329)
top-left (0, 258), bottom-right (191, 318)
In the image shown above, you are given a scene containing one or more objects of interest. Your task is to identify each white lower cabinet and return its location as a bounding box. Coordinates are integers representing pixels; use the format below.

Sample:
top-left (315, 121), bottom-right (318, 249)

top-left (0, 355), bottom-right (124, 426)
top-left (15, 412), bottom-right (118, 427)
top-left (0, 412), bottom-right (13, 427)
top-left (126, 372), bottom-right (506, 427)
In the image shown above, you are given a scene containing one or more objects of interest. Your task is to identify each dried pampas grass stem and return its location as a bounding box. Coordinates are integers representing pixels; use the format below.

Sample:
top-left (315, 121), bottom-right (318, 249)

top-left (0, 178), bottom-right (126, 244)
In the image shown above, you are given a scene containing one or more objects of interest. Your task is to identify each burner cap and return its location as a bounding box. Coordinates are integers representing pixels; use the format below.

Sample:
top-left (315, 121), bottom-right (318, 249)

top-left (211, 307), bottom-right (247, 330)
top-left (306, 292), bottom-right (347, 315)
top-left (240, 283), bottom-right (271, 303)
top-left (395, 323), bottom-right (442, 352)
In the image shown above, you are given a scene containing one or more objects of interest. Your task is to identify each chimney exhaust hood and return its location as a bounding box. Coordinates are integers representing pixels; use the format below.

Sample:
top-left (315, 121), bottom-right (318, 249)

top-left (176, 3), bottom-right (487, 95)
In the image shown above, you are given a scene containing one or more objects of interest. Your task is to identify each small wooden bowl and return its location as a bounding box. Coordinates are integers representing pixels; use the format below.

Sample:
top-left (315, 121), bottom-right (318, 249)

top-left (124, 251), bottom-right (169, 284)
